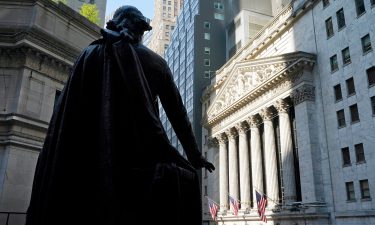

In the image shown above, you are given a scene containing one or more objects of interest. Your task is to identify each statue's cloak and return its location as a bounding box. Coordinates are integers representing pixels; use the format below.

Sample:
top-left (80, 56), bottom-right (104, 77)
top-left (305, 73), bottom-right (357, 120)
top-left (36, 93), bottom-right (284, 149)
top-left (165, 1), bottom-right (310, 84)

top-left (26, 30), bottom-right (202, 225)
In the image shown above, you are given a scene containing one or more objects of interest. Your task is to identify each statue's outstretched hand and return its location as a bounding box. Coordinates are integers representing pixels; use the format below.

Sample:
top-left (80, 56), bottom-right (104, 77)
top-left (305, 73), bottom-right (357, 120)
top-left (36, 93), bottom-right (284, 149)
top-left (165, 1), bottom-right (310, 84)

top-left (190, 155), bottom-right (215, 172)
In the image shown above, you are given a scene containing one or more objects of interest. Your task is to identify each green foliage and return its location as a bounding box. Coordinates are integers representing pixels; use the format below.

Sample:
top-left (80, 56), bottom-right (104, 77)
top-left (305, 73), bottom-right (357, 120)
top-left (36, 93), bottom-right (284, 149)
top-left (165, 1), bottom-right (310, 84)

top-left (79, 3), bottom-right (101, 25)
top-left (52, 0), bottom-right (67, 4)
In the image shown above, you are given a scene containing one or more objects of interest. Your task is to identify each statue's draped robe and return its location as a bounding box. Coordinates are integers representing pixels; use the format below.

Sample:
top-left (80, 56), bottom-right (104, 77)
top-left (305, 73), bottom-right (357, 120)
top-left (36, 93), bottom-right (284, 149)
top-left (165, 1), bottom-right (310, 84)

top-left (26, 30), bottom-right (203, 225)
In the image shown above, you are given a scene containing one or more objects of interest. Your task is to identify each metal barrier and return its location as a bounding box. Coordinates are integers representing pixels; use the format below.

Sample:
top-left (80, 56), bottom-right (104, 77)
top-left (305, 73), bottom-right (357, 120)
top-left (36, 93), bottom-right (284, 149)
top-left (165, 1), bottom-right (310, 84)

top-left (0, 212), bottom-right (26, 225)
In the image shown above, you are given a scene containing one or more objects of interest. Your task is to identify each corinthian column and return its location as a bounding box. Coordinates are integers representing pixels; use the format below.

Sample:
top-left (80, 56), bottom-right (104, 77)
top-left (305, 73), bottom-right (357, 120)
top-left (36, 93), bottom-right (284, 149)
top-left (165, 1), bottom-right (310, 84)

top-left (216, 133), bottom-right (229, 212)
top-left (226, 128), bottom-right (239, 205)
top-left (275, 99), bottom-right (297, 203)
top-left (236, 122), bottom-right (251, 210)
top-left (248, 116), bottom-right (264, 209)
top-left (260, 108), bottom-right (279, 207)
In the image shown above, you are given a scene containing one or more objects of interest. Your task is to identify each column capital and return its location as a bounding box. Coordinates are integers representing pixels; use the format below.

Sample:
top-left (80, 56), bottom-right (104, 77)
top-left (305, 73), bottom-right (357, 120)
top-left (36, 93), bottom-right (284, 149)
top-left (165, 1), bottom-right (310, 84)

top-left (259, 108), bottom-right (274, 121)
top-left (247, 115), bottom-right (261, 128)
top-left (215, 133), bottom-right (227, 145)
top-left (290, 84), bottom-right (315, 105)
top-left (235, 122), bottom-right (248, 135)
top-left (225, 128), bottom-right (237, 139)
top-left (275, 99), bottom-right (291, 114)
top-left (207, 137), bottom-right (219, 148)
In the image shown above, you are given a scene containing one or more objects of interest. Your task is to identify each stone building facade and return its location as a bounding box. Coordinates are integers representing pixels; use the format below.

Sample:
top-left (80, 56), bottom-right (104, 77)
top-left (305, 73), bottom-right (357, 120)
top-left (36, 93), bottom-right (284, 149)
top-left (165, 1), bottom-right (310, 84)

top-left (0, 1), bottom-right (101, 224)
top-left (201, 0), bottom-right (375, 224)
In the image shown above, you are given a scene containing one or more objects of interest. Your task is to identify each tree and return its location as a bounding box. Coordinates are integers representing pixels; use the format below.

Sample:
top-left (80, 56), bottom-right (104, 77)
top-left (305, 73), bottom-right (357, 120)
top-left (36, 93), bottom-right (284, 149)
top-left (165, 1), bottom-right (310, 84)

top-left (79, 3), bottom-right (100, 26)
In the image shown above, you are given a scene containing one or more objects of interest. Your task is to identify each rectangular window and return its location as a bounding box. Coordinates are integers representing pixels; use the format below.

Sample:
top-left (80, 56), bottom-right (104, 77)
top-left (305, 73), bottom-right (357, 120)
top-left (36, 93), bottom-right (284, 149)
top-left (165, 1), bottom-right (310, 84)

top-left (204, 59), bottom-right (210, 66)
top-left (204, 47), bottom-right (211, 54)
top-left (204, 22), bottom-right (210, 29)
top-left (346, 182), bottom-right (355, 200)
top-left (166, 25), bottom-right (169, 29)
top-left (214, 13), bottom-right (224, 20)
top-left (330, 55), bottom-right (338, 72)
top-left (342, 147), bottom-right (351, 166)
top-left (342, 47), bottom-right (351, 65)
top-left (371, 96), bottom-right (375, 115)
top-left (337, 109), bottom-right (346, 128)
top-left (214, 2), bottom-right (224, 10)
top-left (322, 0), bottom-right (330, 7)
top-left (372, 0), bottom-right (375, 6)
top-left (355, 143), bottom-right (365, 163)
top-left (349, 104), bottom-right (360, 123)
top-left (334, 84), bottom-right (343, 101)
top-left (361, 34), bottom-right (372, 53)
top-left (336, 8), bottom-right (346, 29)
top-left (355, 0), bottom-right (366, 16)
top-left (168, 0), bottom-right (171, 5)
top-left (325, 17), bottom-right (334, 38)
top-left (360, 180), bottom-right (371, 199)
top-left (346, 77), bottom-right (356, 96)
top-left (204, 71), bottom-right (211, 78)
top-left (171, 26), bottom-right (174, 30)
top-left (204, 33), bottom-right (210, 40)
top-left (367, 67), bottom-right (375, 86)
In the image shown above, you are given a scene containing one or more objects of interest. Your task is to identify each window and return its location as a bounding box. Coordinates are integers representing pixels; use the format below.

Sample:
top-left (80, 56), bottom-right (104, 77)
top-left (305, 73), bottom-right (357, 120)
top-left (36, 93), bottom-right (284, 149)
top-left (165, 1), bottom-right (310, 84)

top-left (367, 67), bottom-right (375, 86)
top-left (371, 96), bottom-right (375, 115)
top-left (204, 33), bottom-right (210, 40)
top-left (337, 109), bottom-right (346, 127)
top-left (355, 0), bottom-right (366, 16)
top-left (336, 8), bottom-right (346, 30)
top-left (204, 59), bottom-right (210, 66)
top-left (349, 104), bottom-right (360, 123)
top-left (214, 13), bottom-right (224, 20)
top-left (372, 0), bottom-right (375, 7)
top-left (330, 55), bottom-right (338, 72)
top-left (346, 182), bottom-right (355, 200)
top-left (204, 71), bottom-right (211, 78)
top-left (342, 47), bottom-right (351, 65)
top-left (166, 25), bottom-right (169, 29)
top-left (355, 143), bottom-right (365, 163)
top-left (204, 47), bottom-right (211, 54)
top-left (342, 147), bottom-right (351, 166)
top-left (325, 17), bottom-right (334, 38)
top-left (334, 84), bottom-right (343, 101)
top-left (168, 0), bottom-right (171, 5)
top-left (214, 2), bottom-right (224, 10)
top-left (346, 77), bottom-right (356, 96)
top-left (54, 90), bottom-right (61, 110)
top-left (360, 180), bottom-right (371, 199)
top-left (204, 22), bottom-right (210, 29)
top-left (164, 44), bottom-right (169, 49)
top-left (322, 0), bottom-right (329, 7)
top-left (361, 34), bottom-right (372, 53)
top-left (165, 31), bottom-right (169, 37)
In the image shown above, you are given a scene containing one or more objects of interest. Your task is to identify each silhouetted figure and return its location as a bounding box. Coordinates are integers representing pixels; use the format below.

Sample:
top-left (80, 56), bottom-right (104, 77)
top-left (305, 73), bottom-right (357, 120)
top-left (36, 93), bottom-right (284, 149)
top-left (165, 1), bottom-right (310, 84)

top-left (26, 5), bottom-right (214, 225)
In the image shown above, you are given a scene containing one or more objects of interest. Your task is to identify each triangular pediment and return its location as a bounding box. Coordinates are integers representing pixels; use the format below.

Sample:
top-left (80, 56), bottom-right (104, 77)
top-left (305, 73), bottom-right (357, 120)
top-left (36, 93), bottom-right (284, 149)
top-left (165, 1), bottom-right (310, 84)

top-left (205, 51), bottom-right (315, 126)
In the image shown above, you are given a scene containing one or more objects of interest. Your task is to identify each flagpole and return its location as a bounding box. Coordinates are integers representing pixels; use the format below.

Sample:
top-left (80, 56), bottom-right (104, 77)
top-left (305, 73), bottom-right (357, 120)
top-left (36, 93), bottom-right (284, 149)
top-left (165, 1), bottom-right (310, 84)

top-left (205, 196), bottom-right (220, 206)
top-left (253, 185), bottom-right (279, 206)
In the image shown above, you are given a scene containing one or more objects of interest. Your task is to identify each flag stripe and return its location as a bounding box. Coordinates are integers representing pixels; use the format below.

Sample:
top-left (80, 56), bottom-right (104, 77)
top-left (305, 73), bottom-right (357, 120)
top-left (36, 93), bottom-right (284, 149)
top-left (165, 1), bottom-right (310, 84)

top-left (256, 191), bottom-right (267, 223)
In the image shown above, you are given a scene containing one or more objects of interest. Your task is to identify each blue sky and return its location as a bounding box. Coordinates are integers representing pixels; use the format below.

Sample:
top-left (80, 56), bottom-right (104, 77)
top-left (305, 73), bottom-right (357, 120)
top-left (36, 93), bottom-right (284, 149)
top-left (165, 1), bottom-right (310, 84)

top-left (105, 0), bottom-right (154, 20)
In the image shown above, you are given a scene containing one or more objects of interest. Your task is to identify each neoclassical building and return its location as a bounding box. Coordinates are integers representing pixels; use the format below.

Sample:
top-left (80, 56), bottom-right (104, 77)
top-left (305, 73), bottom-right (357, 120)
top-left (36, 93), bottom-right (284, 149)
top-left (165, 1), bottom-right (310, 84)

top-left (201, 0), bottom-right (375, 224)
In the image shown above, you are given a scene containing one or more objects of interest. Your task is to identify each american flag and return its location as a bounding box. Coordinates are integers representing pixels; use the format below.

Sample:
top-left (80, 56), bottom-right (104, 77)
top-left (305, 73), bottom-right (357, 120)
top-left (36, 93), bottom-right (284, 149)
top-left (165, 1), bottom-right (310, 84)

top-left (208, 198), bottom-right (219, 221)
top-left (229, 195), bottom-right (239, 216)
top-left (256, 190), bottom-right (267, 223)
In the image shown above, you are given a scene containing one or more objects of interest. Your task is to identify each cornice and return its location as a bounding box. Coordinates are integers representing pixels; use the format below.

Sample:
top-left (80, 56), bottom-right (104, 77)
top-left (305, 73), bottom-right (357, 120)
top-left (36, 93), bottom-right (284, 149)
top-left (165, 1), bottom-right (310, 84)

top-left (204, 52), bottom-right (316, 127)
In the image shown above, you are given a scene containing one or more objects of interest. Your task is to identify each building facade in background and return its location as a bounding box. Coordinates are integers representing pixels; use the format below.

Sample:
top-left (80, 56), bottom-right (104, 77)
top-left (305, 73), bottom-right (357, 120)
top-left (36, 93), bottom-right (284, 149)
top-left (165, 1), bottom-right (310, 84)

top-left (146, 0), bottom-right (184, 57)
top-left (66, 0), bottom-right (107, 27)
top-left (0, 1), bottom-right (101, 224)
top-left (202, 0), bottom-right (375, 224)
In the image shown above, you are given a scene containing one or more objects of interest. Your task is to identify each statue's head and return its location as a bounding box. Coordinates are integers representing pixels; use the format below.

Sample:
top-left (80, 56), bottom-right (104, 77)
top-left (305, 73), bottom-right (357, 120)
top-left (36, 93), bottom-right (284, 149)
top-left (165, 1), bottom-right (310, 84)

top-left (106, 5), bottom-right (152, 42)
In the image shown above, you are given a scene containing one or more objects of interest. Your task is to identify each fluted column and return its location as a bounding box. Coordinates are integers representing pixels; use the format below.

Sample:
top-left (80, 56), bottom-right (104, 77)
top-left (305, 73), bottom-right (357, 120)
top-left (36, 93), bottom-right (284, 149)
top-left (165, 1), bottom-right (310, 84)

top-left (276, 99), bottom-right (297, 203)
top-left (236, 122), bottom-right (251, 210)
top-left (217, 133), bottom-right (229, 212)
top-left (260, 108), bottom-right (279, 207)
top-left (248, 116), bottom-right (264, 209)
top-left (226, 128), bottom-right (240, 206)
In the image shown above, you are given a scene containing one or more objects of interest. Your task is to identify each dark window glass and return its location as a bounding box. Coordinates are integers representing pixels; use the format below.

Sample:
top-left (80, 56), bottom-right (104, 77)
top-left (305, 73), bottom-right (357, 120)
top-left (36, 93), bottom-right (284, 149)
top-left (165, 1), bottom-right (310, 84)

top-left (323, 0), bottom-right (330, 7)
top-left (346, 77), bottom-right (356, 96)
top-left (342, 147), bottom-right (351, 166)
top-left (330, 55), bottom-right (338, 72)
top-left (342, 47), bottom-right (351, 65)
top-left (337, 109), bottom-right (346, 127)
top-left (325, 17), bottom-right (334, 38)
top-left (371, 96), bottom-right (375, 115)
top-left (204, 22), bottom-right (210, 29)
top-left (360, 180), bottom-right (371, 199)
top-left (355, 143), bottom-right (365, 163)
top-left (346, 182), bottom-right (355, 200)
top-left (54, 90), bottom-right (61, 110)
top-left (355, 0), bottom-right (366, 16)
top-left (350, 104), bottom-right (360, 123)
top-left (372, 0), bottom-right (375, 6)
top-left (334, 84), bottom-right (343, 101)
top-left (361, 34), bottom-right (372, 53)
top-left (367, 67), bottom-right (375, 86)
top-left (336, 8), bottom-right (346, 29)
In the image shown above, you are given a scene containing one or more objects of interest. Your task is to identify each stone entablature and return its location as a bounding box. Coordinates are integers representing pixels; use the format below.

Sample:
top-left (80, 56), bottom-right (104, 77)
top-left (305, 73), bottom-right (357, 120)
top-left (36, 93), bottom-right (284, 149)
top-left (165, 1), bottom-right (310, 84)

top-left (204, 51), bottom-right (316, 129)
